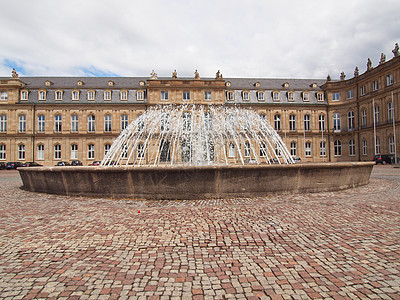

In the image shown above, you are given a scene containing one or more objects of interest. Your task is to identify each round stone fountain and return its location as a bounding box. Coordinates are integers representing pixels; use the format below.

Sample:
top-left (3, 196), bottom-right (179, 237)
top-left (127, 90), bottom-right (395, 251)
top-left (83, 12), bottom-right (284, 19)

top-left (19, 105), bottom-right (374, 199)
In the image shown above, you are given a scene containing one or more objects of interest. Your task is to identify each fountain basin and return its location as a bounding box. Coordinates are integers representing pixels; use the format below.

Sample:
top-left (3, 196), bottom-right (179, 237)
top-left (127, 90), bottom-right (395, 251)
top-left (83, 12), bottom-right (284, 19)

top-left (19, 162), bottom-right (374, 200)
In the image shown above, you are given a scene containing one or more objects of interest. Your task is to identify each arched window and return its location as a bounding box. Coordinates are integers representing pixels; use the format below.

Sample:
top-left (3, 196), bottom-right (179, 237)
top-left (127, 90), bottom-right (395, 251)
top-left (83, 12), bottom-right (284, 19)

top-left (347, 111), bottom-right (355, 130)
top-left (0, 115), bottom-right (7, 133)
top-left (319, 114), bottom-right (325, 131)
top-left (334, 140), bottom-right (342, 156)
top-left (54, 144), bottom-right (61, 159)
top-left (320, 141), bottom-right (326, 157)
top-left (290, 141), bottom-right (297, 156)
top-left (333, 113), bottom-right (341, 131)
top-left (71, 144), bottom-right (78, 159)
top-left (305, 141), bottom-right (311, 156)
top-left (228, 143), bottom-right (235, 157)
top-left (18, 144), bottom-right (25, 160)
top-left (349, 139), bottom-right (355, 156)
top-left (274, 114), bottom-right (281, 131)
top-left (304, 114), bottom-right (311, 131)
top-left (104, 115), bottom-right (112, 132)
top-left (19, 114), bottom-right (26, 133)
top-left (389, 135), bottom-right (395, 154)
top-left (289, 115), bottom-right (296, 131)
top-left (88, 144), bottom-right (95, 159)
top-left (54, 115), bottom-right (62, 132)
top-left (38, 115), bottom-right (45, 133)
top-left (88, 115), bottom-right (95, 132)
top-left (37, 144), bottom-right (45, 160)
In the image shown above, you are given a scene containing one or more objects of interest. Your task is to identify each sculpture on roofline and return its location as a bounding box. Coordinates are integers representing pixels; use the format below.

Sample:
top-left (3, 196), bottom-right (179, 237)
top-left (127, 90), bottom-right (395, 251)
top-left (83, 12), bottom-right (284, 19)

top-left (340, 72), bottom-right (346, 81)
top-left (354, 67), bottom-right (359, 77)
top-left (12, 68), bottom-right (19, 78)
top-left (172, 70), bottom-right (178, 79)
top-left (367, 58), bottom-right (372, 71)
top-left (216, 70), bottom-right (223, 79)
top-left (379, 53), bottom-right (386, 64)
top-left (194, 69), bottom-right (200, 79)
top-left (150, 70), bottom-right (157, 80)
top-left (392, 43), bottom-right (399, 57)
top-left (327, 74), bottom-right (331, 81)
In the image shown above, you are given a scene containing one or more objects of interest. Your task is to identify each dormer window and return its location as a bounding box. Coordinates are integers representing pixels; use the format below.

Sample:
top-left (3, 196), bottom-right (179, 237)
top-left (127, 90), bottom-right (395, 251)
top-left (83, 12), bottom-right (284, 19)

top-left (120, 90), bottom-right (128, 101)
top-left (77, 80), bottom-right (84, 87)
top-left (288, 92), bottom-right (295, 101)
top-left (226, 91), bottom-right (234, 101)
top-left (38, 90), bottom-right (46, 101)
top-left (317, 92), bottom-right (324, 101)
top-left (257, 91), bottom-right (265, 101)
top-left (254, 82), bottom-right (261, 87)
top-left (20, 90), bottom-right (28, 101)
top-left (137, 90), bottom-right (144, 101)
top-left (283, 82), bottom-right (289, 88)
top-left (302, 92), bottom-right (309, 102)
top-left (139, 81), bottom-right (145, 86)
top-left (311, 83), bottom-right (318, 88)
top-left (87, 90), bottom-right (95, 101)
top-left (104, 90), bottom-right (112, 101)
top-left (273, 91), bottom-right (280, 101)
top-left (108, 80), bottom-right (114, 87)
top-left (242, 91), bottom-right (249, 101)
top-left (45, 81), bottom-right (52, 86)
top-left (226, 81), bottom-right (231, 87)
top-left (55, 90), bottom-right (63, 101)
top-left (72, 90), bottom-right (80, 101)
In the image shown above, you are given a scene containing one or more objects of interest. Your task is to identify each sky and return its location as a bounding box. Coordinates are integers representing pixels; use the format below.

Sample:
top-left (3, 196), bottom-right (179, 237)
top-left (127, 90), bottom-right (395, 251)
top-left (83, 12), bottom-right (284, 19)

top-left (0, 0), bottom-right (399, 80)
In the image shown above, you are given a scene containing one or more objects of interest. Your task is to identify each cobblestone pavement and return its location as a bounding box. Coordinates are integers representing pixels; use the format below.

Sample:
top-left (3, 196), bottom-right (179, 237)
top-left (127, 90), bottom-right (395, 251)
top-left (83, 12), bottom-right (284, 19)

top-left (0, 165), bottom-right (399, 299)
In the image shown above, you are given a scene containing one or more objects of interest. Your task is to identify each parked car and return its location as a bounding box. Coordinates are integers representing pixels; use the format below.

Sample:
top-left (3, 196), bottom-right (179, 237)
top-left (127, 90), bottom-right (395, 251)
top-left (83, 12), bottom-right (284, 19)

top-left (70, 160), bottom-right (83, 166)
top-left (291, 156), bottom-right (302, 163)
top-left (244, 158), bottom-right (258, 164)
top-left (21, 162), bottom-right (43, 167)
top-left (6, 162), bottom-right (23, 170)
top-left (373, 155), bottom-right (393, 164)
top-left (90, 161), bottom-right (101, 166)
top-left (0, 162), bottom-right (5, 170)
top-left (55, 161), bottom-right (71, 166)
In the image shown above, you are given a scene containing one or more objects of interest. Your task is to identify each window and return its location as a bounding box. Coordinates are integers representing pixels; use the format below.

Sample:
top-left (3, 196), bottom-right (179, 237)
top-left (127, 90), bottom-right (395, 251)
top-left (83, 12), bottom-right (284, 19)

top-left (375, 137), bottom-right (380, 155)
top-left (228, 143), bottom-right (235, 157)
top-left (137, 143), bottom-right (145, 159)
top-left (275, 143), bottom-right (281, 156)
top-left (55, 90), bottom-right (63, 101)
top-left (137, 91), bottom-right (144, 101)
top-left (182, 112), bottom-right (192, 132)
top-left (161, 91), bottom-right (169, 101)
top-left (54, 115), bottom-right (62, 133)
top-left (160, 113), bottom-right (169, 131)
top-left (347, 111), bottom-right (355, 130)
top-left (104, 91), bottom-right (111, 101)
top-left (71, 144), bottom-right (78, 159)
top-left (320, 141), bottom-right (326, 157)
top-left (242, 91), bottom-right (249, 101)
top-left (304, 114), bottom-right (311, 131)
top-left (372, 80), bottom-right (379, 91)
top-left (305, 142), bottom-right (311, 157)
top-left (273, 92), bottom-right (280, 101)
top-left (374, 106), bottom-right (380, 125)
top-left (0, 115), bottom-right (7, 133)
top-left (332, 92), bottom-right (340, 101)
top-left (88, 144), bottom-right (95, 159)
top-left (71, 115), bottom-right (79, 132)
top-left (388, 102), bottom-right (394, 122)
top-left (39, 90), bottom-right (46, 101)
top-left (288, 92), bottom-right (295, 101)
top-left (334, 140), bottom-right (342, 156)
top-left (183, 91), bottom-right (190, 101)
top-left (88, 115), bottom-right (95, 132)
top-left (274, 114), bottom-right (281, 131)
top-left (290, 142), bottom-right (297, 156)
top-left (257, 91), bottom-right (264, 101)
top-left (349, 139), bottom-right (355, 156)
top-left (361, 110), bottom-right (367, 128)
top-left (19, 115), bottom-right (26, 133)
top-left (317, 92), bottom-right (324, 101)
top-left (18, 144), bottom-right (25, 160)
top-left (21, 91), bottom-right (28, 101)
top-left (289, 115), bottom-right (296, 131)
top-left (259, 114), bottom-right (266, 130)
top-left (204, 91), bottom-right (212, 100)
top-left (389, 135), bottom-right (395, 154)
top-left (204, 112), bottom-right (212, 131)
top-left (121, 114), bottom-right (128, 131)
top-left (0, 144), bottom-right (6, 160)
top-left (244, 142), bottom-right (251, 157)
top-left (54, 144), bottom-right (61, 159)
top-left (360, 86), bottom-right (366, 96)
top-left (386, 74), bottom-right (393, 86)
top-left (319, 114), bottom-right (325, 131)
top-left (302, 92), bottom-right (309, 102)
top-left (363, 140), bottom-right (367, 156)
top-left (226, 91), bottom-right (234, 101)
top-left (333, 113), bottom-right (341, 132)
top-left (1, 91), bottom-right (8, 100)
top-left (120, 91), bottom-right (127, 101)
top-left (104, 144), bottom-right (111, 156)
top-left (259, 142), bottom-right (267, 157)
top-left (104, 115), bottom-right (112, 132)
top-left (347, 90), bottom-right (354, 99)
top-left (87, 90), bottom-right (95, 101)
top-left (38, 115), bottom-right (45, 133)
top-left (159, 140), bottom-right (170, 162)
top-left (72, 91), bottom-right (79, 101)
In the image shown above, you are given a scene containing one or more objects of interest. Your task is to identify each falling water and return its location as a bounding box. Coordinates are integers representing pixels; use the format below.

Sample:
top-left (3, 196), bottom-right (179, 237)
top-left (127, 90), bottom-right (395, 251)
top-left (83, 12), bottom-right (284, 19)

top-left (101, 105), bottom-right (294, 166)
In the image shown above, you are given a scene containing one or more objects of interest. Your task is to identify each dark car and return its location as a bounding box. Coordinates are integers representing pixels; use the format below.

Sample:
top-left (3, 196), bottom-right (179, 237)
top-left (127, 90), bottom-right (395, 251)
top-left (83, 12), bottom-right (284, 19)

top-left (90, 161), bottom-right (101, 166)
top-left (0, 162), bottom-right (5, 170)
top-left (373, 155), bottom-right (392, 164)
top-left (55, 161), bottom-right (71, 166)
top-left (70, 160), bottom-right (83, 166)
top-left (21, 162), bottom-right (43, 167)
top-left (6, 162), bottom-right (23, 169)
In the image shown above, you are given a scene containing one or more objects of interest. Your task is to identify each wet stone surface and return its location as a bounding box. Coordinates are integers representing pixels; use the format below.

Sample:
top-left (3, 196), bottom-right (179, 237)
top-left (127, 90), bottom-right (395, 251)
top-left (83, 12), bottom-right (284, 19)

top-left (0, 165), bottom-right (399, 299)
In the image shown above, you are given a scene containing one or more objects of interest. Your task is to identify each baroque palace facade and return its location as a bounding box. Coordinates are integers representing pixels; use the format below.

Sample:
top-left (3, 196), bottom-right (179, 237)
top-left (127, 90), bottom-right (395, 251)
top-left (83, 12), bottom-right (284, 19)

top-left (0, 46), bottom-right (399, 166)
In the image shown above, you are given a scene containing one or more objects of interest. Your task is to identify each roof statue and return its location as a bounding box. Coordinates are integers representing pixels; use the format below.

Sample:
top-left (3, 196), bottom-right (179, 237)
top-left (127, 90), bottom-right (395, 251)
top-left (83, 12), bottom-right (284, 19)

top-left (393, 43), bottom-right (399, 57)
top-left (354, 67), bottom-right (359, 77)
top-left (12, 68), bottom-right (19, 78)
top-left (172, 70), bottom-right (178, 79)
top-left (150, 70), bottom-right (158, 80)
top-left (340, 71), bottom-right (346, 81)
top-left (194, 70), bottom-right (200, 79)
top-left (326, 74), bottom-right (331, 81)
top-left (379, 53), bottom-right (386, 65)
top-left (367, 58), bottom-right (372, 71)
top-left (215, 70), bottom-right (223, 79)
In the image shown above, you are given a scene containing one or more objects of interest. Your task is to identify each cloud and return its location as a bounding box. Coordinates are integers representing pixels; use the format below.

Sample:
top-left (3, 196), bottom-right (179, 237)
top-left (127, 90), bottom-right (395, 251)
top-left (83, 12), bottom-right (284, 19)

top-left (0, 0), bottom-right (399, 79)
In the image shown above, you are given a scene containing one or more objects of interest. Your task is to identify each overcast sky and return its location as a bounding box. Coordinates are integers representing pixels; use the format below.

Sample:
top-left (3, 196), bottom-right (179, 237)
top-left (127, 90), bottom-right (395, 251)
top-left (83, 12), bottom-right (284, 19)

top-left (0, 0), bottom-right (399, 80)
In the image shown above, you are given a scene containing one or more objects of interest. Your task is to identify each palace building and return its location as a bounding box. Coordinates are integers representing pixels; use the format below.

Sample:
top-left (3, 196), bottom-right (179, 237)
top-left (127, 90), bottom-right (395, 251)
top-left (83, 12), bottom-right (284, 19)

top-left (0, 45), bottom-right (399, 166)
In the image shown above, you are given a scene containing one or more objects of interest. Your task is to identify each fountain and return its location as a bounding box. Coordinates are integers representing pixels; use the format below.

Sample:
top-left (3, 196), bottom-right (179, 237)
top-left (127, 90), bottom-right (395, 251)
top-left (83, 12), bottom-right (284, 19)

top-left (18, 105), bottom-right (374, 199)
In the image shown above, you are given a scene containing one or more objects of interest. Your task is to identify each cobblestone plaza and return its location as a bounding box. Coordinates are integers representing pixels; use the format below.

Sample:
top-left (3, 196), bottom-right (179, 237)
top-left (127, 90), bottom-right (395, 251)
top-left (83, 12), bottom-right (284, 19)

top-left (0, 166), bottom-right (399, 299)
